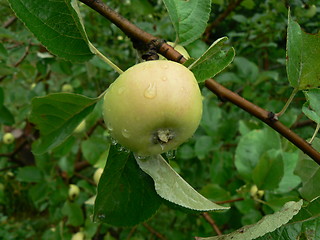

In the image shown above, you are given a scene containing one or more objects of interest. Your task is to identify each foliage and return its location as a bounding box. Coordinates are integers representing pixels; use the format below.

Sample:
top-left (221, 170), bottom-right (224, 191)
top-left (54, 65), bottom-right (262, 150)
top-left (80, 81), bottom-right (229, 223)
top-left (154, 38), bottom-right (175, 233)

top-left (1, 0), bottom-right (320, 239)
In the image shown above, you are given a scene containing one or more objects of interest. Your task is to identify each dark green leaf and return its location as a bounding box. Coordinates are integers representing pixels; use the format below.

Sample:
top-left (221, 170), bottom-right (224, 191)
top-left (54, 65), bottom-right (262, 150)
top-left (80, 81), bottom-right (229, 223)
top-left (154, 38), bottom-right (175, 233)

top-left (7, 0), bottom-right (93, 62)
top-left (94, 146), bottom-right (162, 226)
top-left (162, 0), bottom-right (211, 45)
top-left (62, 201), bottom-right (84, 227)
top-left (29, 93), bottom-right (99, 155)
top-left (286, 11), bottom-right (320, 90)
top-left (16, 166), bottom-right (43, 183)
top-left (0, 87), bottom-right (14, 125)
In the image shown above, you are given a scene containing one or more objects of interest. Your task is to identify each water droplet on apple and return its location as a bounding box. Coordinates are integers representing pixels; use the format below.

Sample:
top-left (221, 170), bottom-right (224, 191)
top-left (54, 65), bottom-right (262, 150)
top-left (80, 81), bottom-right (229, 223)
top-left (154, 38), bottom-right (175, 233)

top-left (134, 153), bottom-right (147, 161)
top-left (111, 138), bottom-right (118, 145)
top-left (165, 150), bottom-right (176, 160)
top-left (118, 86), bottom-right (125, 95)
top-left (121, 128), bottom-right (130, 138)
top-left (107, 122), bottom-right (113, 131)
top-left (144, 82), bottom-right (157, 99)
top-left (161, 76), bottom-right (168, 81)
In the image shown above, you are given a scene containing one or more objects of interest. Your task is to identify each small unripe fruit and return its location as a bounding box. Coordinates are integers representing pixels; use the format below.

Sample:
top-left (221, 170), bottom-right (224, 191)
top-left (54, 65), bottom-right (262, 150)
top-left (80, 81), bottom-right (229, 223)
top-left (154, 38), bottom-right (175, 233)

top-left (2, 133), bottom-right (15, 144)
top-left (68, 184), bottom-right (80, 200)
top-left (71, 232), bottom-right (84, 240)
top-left (103, 60), bottom-right (202, 156)
top-left (62, 84), bottom-right (74, 92)
top-left (304, 5), bottom-right (317, 18)
top-left (93, 168), bottom-right (103, 185)
top-left (159, 42), bottom-right (190, 60)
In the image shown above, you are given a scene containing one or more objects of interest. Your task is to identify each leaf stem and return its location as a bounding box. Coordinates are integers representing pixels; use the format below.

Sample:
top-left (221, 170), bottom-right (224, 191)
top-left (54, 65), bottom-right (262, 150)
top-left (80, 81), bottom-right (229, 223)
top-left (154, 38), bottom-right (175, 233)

top-left (276, 87), bottom-right (299, 118)
top-left (89, 42), bottom-right (123, 74)
top-left (309, 123), bottom-right (320, 144)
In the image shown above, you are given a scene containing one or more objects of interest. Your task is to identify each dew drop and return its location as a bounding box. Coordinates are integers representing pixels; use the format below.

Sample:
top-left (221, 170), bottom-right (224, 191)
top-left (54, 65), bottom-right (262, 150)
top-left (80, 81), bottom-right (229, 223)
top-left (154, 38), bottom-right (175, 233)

top-left (161, 76), bottom-right (168, 81)
top-left (144, 82), bottom-right (157, 99)
top-left (107, 122), bottom-right (113, 132)
top-left (118, 87), bottom-right (125, 95)
top-left (98, 214), bottom-right (106, 220)
top-left (166, 150), bottom-right (176, 160)
top-left (111, 138), bottom-right (118, 145)
top-left (134, 153), bottom-right (148, 161)
top-left (121, 128), bottom-right (130, 138)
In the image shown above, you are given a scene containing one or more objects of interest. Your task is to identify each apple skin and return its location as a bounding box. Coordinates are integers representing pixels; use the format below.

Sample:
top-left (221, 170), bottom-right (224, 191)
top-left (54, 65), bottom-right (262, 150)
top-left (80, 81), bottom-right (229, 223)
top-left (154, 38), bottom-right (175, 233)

top-left (3, 133), bottom-right (15, 144)
top-left (103, 60), bottom-right (202, 156)
top-left (159, 42), bottom-right (190, 60)
top-left (93, 168), bottom-right (104, 185)
top-left (71, 232), bottom-right (84, 240)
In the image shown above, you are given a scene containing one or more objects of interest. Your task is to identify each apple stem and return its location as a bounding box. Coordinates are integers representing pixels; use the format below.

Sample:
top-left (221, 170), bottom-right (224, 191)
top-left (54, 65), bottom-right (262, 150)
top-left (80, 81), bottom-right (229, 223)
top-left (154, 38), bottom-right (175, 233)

top-left (154, 129), bottom-right (175, 144)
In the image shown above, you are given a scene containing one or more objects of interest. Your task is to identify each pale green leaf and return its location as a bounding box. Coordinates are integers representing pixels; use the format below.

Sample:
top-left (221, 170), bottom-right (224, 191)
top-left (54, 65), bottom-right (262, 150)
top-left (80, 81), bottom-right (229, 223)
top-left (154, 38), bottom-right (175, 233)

top-left (302, 89), bottom-right (320, 124)
top-left (196, 200), bottom-right (303, 240)
top-left (188, 37), bottom-right (235, 82)
top-left (136, 154), bottom-right (229, 211)
top-left (286, 11), bottom-right (320, 90)
top-left (162, 0), bottom-right (211, 45)
top-left (7, 0), bottom-right (93, 62)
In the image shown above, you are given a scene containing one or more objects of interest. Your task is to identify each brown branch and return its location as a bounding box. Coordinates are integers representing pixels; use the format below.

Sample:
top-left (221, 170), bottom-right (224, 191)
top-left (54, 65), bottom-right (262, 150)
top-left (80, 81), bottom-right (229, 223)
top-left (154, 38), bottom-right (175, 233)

top-left (214, 197), bottom-right (244, 205)
top-left (202, 212), bottom-right (222, 235)
top-left (3, 16), bottom-right (17, 28)
top-left (204, 0), bottom-right (244, 42)
top-left (143, 223), bottom-right (167, 240)
top-left (78, 0), bottom-right (320, 165)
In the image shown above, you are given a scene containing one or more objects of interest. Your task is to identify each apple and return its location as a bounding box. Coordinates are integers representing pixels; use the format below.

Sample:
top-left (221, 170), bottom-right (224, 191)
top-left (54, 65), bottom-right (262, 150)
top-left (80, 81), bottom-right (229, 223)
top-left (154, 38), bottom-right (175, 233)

top-left (71, 232), bottom-right (84, 240)
top-left (93, 168), bottom-right (103, 185)
top-left (304, 5), bottom-right (317, 18)
top-left (159, 42), bottom-right (190, 60)
top-left (103, 60), bottom-right (202, 156)
top-left (68, 184), bottom-right (80, 200)
top-left (2, 132), bottom-right (15, 144)
top-left (62, 83), bottom-right (74, 92)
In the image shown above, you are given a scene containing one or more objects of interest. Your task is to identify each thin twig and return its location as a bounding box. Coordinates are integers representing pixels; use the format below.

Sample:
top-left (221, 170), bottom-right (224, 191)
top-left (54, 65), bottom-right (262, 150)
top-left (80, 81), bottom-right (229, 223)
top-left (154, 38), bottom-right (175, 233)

top-left (3, 16), bottom-right (17, 28)
top-left (143, 223), bottom-right (167, 240)
top-left (78, 0), bottom-right (320, 165)
top-left (202, 212), bottom-right (222, 235)
top-left (214, 197), bottom-right (244, 205)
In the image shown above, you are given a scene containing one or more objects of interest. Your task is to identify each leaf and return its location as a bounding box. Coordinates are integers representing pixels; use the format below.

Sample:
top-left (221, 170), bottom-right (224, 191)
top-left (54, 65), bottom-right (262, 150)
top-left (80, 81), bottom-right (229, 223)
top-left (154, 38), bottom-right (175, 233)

top-left (294, 138), bottom-right (320, 201)
top-left (162, 0), bottom-right (211, 45)
top-left (235, 128), bottom-right (281, 181)
top-left (81, 136), bottom-right (110, 165)
top-left (93, 146), bottom-right (162, 227)
top-left (29, 93), bottom-right (99, 155)
top-left (16, 166), bottom-right (43, 183)
top-left (7, 0), bottom-right (93, 62)
top-left (256, 198), bottom-right (320, 240)
top-left (252, 149), bottom-right (284, 190)
top-left (0, 87), bottom-right (14, 125)
top-left (286, 10), bottom-right (320, 90)
top-left (136, 154), bottom-right (229, 212)
top-left (302, 89), bottom-right (320, 124)
top-left (188, 37), bottom-right (235, 82)
top-left (62, 201), bottom-right (84, 227)
top-left (196, 200), bottom-right (303, 240)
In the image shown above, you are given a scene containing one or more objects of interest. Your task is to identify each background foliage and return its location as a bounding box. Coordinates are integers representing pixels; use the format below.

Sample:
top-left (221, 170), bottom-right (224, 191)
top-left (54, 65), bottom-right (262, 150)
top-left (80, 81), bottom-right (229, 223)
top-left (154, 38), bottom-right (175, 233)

top-left (0, 0), bottom-right (320, 239)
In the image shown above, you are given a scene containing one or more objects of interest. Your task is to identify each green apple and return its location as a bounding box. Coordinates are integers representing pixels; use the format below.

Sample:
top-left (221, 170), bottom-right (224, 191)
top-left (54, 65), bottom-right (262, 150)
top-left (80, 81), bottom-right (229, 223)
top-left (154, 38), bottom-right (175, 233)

top-left (159, 42), bottom-right (190, 60)
top-left (2, 133), bottom-right (15, 144)
top-left (103, 60), bottom-right (202, 156)
top-left (304, 5), bottom-right (317, 18)
top-left (62, 83), bottom-right (74, 92)
top-left (93, 168), bottom-right (103, 185)
top-left (71, 232), bottom-right (84, 240)
top-left (68, 184), bottom-right (80, 200)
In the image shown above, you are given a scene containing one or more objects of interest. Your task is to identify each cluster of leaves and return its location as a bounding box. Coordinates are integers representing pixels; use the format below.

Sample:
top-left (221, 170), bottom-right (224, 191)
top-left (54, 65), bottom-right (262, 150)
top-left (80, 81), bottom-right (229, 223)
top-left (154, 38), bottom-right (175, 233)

top-left (1, 0), bottom-right (320, 239)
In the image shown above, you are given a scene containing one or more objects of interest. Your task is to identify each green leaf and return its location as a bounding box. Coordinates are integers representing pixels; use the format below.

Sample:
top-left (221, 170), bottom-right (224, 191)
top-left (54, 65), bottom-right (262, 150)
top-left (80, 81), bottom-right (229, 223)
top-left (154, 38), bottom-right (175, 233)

top-left (197, 200), bottom-right (303, 240)
top-left (7, 0), bottom-right (93, 62)
top-left (16, 166), bottom-right (43, 183)
top-left (162, 0), bottom-right (211, 45)
top-left (81, 136), bottom-right (110, 165)
top-left (0, 87), bottom-right (14, 125)
top-left (235, 128), bottom-right (281, 181)
top-left (302, 89), bottom-right (320, 124)
top-left (29, 93), bottom-right (99, 155)
top-left (286, 11), bottom-right (320, 90)
top-left (256, 198), bottom-right (320, 240)
top-left (252, 149), bottom-right (284, 190)
top-left (188, 37), bottom-right (235, 82)
top-left (93, 146), bottom-right (162, 226)
top-left (136, 154), bottom-right (229, 212)
top-left (294, 138), bottom-right (320, 201)
top-left (62, 201), bottom-right (84, 227)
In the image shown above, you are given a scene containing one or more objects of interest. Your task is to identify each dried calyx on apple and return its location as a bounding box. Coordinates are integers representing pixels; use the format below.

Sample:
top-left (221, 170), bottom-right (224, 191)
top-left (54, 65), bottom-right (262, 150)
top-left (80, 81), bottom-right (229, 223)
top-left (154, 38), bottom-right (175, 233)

top-left (103, 60), bottom-right (202, 156)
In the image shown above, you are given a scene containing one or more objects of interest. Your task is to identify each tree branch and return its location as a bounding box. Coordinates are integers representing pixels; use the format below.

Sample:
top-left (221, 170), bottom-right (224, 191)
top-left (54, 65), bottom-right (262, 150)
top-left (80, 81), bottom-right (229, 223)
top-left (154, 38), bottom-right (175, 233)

top-left (78, 0), bottom-right (320, 165)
